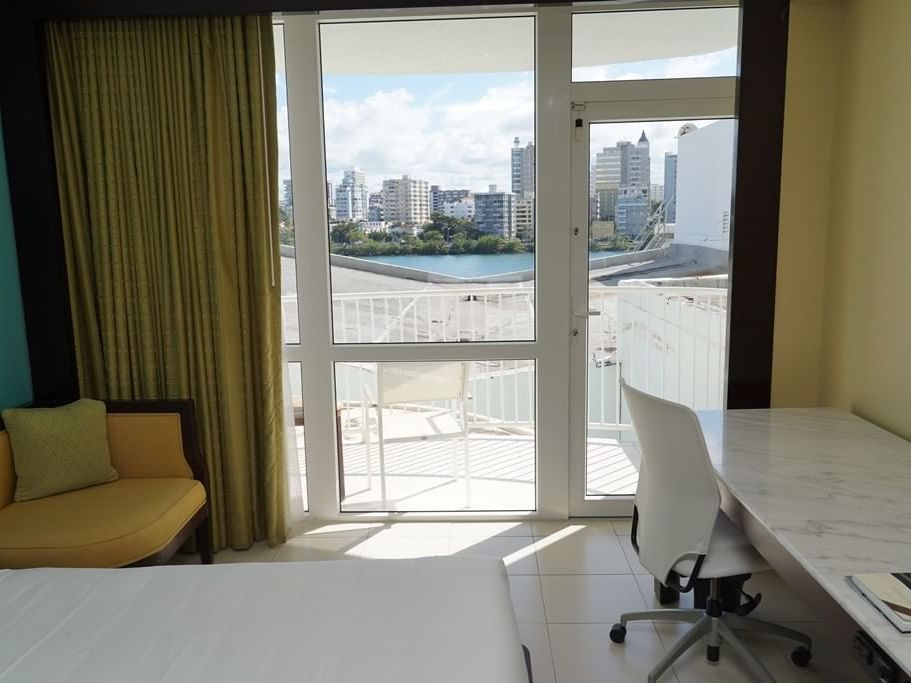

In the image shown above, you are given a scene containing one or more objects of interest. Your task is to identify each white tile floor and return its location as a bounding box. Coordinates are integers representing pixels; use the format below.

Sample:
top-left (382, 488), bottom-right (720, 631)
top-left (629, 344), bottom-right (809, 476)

top-left (174, 519), bottom-right (866, 682)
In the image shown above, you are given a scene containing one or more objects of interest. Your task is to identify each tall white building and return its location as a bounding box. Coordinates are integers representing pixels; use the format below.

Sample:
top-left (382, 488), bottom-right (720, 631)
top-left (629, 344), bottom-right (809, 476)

top-left (382, 175), bottom-right (431, 226)
top-left (673, 120), bottom-right (735, 254)
top-left (594, 146), bottom-right (622, 189)
top-left (335, 169), bottom-right (368, 222)
top-left (511, 137), bottom-right (535, 199)
top-left (629, 130), bottom-right (650, 188)
top-left (474, 184), bottom-right (516, 239)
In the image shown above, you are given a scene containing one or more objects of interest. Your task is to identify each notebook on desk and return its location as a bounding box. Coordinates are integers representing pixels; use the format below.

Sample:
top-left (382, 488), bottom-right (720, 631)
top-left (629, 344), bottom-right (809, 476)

top-left (850, 573), bottom-right (911, 633)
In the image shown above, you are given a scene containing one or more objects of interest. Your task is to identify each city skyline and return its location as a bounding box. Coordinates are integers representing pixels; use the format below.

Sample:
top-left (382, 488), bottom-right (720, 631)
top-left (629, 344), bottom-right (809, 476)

top-left (274, 19), bottom-right (731, 201)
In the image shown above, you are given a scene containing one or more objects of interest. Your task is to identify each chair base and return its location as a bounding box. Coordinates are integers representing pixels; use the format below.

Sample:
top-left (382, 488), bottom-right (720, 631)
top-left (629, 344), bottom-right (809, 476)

top-left (613, 579), bottom-right (812, 683)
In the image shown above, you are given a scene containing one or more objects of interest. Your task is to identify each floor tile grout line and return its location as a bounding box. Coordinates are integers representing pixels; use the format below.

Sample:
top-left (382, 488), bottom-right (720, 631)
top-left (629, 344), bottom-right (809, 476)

top-left (540, 622), bottom-right (559, 683)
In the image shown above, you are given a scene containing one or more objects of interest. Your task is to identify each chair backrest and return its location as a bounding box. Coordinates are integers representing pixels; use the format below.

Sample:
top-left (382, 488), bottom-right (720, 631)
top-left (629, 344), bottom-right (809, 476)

top-left (621, 378), bottom-right (721, 584)
top-left (377, 362), bottom-right (468, 405)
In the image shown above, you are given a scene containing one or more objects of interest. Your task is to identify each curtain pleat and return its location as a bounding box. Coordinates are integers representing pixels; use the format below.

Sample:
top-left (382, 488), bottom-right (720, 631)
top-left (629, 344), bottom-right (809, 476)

top-left (45, 16), bottom-right (285, 549)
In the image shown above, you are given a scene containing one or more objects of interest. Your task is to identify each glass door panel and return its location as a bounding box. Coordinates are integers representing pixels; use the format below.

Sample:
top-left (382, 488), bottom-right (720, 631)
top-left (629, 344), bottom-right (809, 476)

top-left (336, 360), bottom-right (536, 512)
top-left (582, 118), bottom-right (734, 501)
top-left (318, 15), bottom-right (538, 513)
top-left (319, 17), bottom-right (536, 345)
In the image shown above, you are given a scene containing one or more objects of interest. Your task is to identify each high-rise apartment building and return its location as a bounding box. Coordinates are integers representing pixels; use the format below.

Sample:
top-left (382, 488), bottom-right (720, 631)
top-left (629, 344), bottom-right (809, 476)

top-left (616, 185), bottom-right (650, 236)
top-left (281, 179), bottom-right (293, 212)
top-left (382, 175), bottom-right (430, 226)
top-left (664, 153), bottom-right (678, 223)
top-left (511, 137), bottom-right (535, 199)
top-left (629, 130), bottom-right (650, 187)
top-left (368, 192), bottom-right (384, 222)
top-left (430, 186), bottom-right (471, 214)
top-left (439, 197), bottom-right (474, 221)
top-left (326, 181), bottom-right (336, 220)
top-left (594, 130), bottom-right (651, 231)
top-left (474, 184), bottom-right (516, 239)
top-left (335, 169), bottom-right (368, 221)
top-left (594, 144), bottom-right (624, 220)
top-left (515, 197), bottom-right (535, 242)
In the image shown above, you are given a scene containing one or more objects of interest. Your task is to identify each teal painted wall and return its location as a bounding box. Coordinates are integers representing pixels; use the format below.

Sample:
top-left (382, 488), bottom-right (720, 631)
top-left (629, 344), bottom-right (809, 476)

top-left (0, 119), bottom-right (33, 409)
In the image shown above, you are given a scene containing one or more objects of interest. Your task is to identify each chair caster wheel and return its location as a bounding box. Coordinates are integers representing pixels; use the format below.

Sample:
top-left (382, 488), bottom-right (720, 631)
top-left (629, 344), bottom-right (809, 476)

top-left (790, 646), bottom-right (811, 667)
top-left (609, 624), bottom-right (627, 644)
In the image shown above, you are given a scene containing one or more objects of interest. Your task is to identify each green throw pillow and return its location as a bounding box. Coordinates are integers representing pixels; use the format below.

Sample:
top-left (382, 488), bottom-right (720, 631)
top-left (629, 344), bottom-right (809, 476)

top-left (2, 399), bottom-right (119, 502)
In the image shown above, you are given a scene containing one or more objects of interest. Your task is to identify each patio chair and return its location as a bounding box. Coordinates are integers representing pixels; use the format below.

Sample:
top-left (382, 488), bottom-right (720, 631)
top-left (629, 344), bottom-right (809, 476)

top-left (361, 362), bottom-right (472, 508)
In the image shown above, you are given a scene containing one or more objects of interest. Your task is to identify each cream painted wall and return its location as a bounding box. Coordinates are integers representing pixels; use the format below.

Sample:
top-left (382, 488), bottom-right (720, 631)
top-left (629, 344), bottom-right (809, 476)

top-left (773, 0), bottom-right (911, 440)
top-left (771, 0), bottom-right (842, 407)
top-left (817, 0), bottom-right (911, 438)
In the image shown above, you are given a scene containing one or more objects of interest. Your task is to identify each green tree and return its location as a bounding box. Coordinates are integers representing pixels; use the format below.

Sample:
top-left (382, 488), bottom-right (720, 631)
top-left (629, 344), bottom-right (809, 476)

top-left (476, 235), bottom-right (504, 254)
top-left (419, 228), bottom-right (443, 242)
top-left (418, 239), bottom-right (447, 255)
top-left (330, 222), bottom-right (364, 245)
top-left (449, 237), bottom-right (469, 255)
top-left (502, 239), bottom-right (524, 253)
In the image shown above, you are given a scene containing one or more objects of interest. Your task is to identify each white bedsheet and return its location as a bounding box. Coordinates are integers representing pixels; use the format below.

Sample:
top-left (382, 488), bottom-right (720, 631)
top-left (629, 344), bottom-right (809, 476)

top-left (0, 557), bottom-right (528, 683)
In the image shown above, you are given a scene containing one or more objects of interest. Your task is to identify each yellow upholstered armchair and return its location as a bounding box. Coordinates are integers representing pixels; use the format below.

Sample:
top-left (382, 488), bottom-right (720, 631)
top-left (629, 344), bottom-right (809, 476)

top-left (0, 400), bottom-right (212, 568)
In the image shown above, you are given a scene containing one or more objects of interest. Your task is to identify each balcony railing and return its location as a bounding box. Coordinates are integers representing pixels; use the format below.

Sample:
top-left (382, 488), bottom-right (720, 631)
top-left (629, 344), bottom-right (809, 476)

top-left (332, 286), bottom-right (535, 344)
top-left (290, 277), bottom-right (727, 432)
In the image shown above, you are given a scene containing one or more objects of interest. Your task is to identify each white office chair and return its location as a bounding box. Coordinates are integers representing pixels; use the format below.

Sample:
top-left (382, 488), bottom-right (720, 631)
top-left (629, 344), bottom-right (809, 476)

top-left (361, 362), bottom-right (471, 508)
top-left (611, 379), bottom-right (812, 683)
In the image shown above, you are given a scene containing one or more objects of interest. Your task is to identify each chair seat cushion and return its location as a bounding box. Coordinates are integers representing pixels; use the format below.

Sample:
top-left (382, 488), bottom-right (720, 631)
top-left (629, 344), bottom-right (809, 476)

top-left (673, 513), bottom-right (769, 579)
top-left (0, 478), bottom-right (205, 569)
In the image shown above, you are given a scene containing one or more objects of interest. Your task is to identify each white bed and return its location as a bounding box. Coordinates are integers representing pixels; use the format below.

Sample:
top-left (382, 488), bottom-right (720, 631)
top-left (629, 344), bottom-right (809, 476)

top-left (0, 556), bottom-right (530, 683)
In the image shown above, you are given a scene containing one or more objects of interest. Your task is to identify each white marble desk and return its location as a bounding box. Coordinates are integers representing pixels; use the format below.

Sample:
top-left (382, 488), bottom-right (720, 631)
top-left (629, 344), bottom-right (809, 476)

top-left (697, 407), bottom-right (911, 676)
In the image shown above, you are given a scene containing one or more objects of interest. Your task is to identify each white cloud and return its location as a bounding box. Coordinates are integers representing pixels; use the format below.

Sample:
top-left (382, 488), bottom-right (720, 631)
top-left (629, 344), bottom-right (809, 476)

top-left (320, 79), bottom-right (534, 192)
top-left (571, 48), bottom-right (735, 83)
top-left (662, 51), bottom-right (728, 79)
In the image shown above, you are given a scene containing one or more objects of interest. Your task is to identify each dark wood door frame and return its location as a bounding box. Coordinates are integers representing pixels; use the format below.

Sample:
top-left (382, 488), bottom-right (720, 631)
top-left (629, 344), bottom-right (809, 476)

top-left (0, 0), bottom-right (788, 408)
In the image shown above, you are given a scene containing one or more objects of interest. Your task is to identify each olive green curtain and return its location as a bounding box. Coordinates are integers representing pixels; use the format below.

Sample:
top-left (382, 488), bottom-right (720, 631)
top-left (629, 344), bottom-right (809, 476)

top-left (45, 16), bottom-right (286, 549)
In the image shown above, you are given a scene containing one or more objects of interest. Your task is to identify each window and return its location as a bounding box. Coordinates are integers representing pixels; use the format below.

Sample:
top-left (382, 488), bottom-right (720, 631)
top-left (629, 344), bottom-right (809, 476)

top-left (280, 5), bottom-right (742, 519)
top-left (572, 8), bottom-right (739, 82)
top-left (319, 17), bottom-right (536, 345)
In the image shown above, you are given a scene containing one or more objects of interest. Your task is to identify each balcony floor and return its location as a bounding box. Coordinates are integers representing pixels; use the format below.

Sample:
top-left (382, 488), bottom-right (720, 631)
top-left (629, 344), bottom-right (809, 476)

top-left (316, 432), bottom-right (641, 512)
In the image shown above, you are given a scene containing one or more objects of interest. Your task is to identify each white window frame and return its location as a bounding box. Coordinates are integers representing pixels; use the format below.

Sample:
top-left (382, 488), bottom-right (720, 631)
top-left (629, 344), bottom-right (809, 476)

top-left (281, 3), bottom-right (739, 521)
top-left (567, 82), bottom-right (737, 517)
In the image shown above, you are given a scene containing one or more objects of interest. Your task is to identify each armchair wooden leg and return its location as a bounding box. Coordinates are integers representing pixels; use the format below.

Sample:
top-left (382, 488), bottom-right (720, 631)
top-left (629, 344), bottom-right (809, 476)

top-left (196, 513), bottom-right (214, 565)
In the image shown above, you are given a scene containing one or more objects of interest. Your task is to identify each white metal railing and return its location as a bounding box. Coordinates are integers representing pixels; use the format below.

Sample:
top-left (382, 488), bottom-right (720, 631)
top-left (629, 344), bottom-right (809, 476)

top-left (330, 286), bottom-right (535, 343)
top-left (284, 280), bottom-right (727, 431)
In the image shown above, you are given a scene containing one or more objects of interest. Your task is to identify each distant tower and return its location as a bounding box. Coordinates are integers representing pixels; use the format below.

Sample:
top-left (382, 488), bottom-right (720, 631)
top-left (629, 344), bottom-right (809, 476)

top-left (511, 137), bottom-right (536, 199)
top-left (664, 153), bottom-right (678, 223)
top-left (335, 169), bottom-right (369, 221)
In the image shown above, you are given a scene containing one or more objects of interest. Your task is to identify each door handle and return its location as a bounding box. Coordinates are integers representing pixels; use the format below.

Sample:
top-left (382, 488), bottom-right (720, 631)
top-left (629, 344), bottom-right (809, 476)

top-left (573, 309), bottom-right (601, 318)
